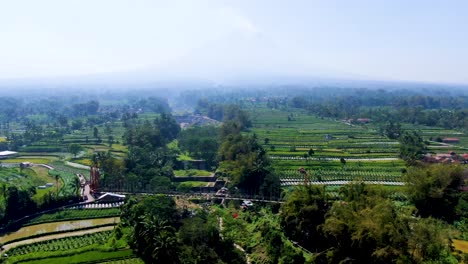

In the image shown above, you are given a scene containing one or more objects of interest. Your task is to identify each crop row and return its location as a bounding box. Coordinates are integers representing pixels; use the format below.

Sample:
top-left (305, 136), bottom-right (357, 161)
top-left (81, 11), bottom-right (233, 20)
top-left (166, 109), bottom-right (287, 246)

top-left (51, 161), bottom-right (90, 175)
top-left (279, 169), bottom-right (402, 182)
top-left (280, 168), bottom-right (401, 176)
top-left (281, 174), bottom-right (401, 182)
top-left (270, 156), bottom-right (398, 161)
top-left (99, 258), bottom-right (145, 264)
top-left (26, 208), bottom-right (121, 225)
top-left (48, 169), bottom-right (78, 196)
top-left (6, 231), bottom-right (112, 256)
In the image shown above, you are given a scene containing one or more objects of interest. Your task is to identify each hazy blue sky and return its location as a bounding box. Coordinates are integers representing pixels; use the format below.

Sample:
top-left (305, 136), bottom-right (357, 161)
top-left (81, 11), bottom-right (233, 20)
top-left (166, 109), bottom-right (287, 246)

top-left (1, 0), bottom-right (467, 84)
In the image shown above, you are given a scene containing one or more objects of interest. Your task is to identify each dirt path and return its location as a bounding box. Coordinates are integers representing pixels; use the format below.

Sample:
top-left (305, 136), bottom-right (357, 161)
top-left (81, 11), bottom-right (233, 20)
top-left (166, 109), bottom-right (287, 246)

top-left (2, 226), bottom-right (115, 252)
top-left (218, 217), bottom-right (250, 264)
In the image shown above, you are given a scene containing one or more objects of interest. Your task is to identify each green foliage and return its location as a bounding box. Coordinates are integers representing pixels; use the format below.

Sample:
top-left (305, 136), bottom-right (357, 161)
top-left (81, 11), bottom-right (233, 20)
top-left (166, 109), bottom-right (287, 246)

top-left (48, 169), bottom-right (77, 197)
top-left (120, 114), bottom-right (180, 192)
top-left (384, 121), bottom-right (402, 139)
top-left (4, 185), bottom-right (36, 223)
top-left (322, 194), bottom-right (408, 263)
top-left (322, 183), bottom-right (456, 263)
top-left (178, 215), bottom-right (244, 264)
top-left (121, 195), bottom-right (179, 263)
top-left (19, 145), bottom-right (64, 152)
top-left (404, 164), bottom-right (465, 221)
top-left (6, 231), bottom-right (112, 257)
top-left (133, 96), bottom-right (171, 113)
top-left (8, 248), bottom-right (135, 264)
top-left (68, 143), bottom-right (83, 158)
top-left (218, 133), bottom-right (280, 196)
top-left (281, 185), bottom-right (328, 250)
top-left (178, 126), bottom-right (220, 167)
top-left (399, 130), bottom-right (426, 165)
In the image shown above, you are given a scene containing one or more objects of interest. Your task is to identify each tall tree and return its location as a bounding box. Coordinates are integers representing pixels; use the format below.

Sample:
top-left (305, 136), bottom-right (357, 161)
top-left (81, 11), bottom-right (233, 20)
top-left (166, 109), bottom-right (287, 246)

top-left (399, 131), bottom-right (426, 165)
top-left (404, 164), bottom-right (465, 221)
top-left (68, 143), bottom-right (83, 158)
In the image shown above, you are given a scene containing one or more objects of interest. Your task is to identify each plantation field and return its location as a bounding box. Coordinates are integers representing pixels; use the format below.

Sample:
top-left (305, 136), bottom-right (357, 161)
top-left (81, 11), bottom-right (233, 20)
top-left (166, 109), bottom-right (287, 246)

top-left (177, 181), bottom-right (209, 188)
top-left (0, 167), bottom-right (58, 202)
top-left (51, 161), bottom-right (90, 181)
top-left (1, 157), bottom-right (55, 164)
top-left (26, 208), bottom-right (121, 226)
top-left (70, 158), bottom-right (93, 167)
top-left (248, 109), bottom-right (405, 183)
top-left (0, 217), bottom-right (120, 244)
top-left (247, 108), bottom-right (468, 186)
top-left (48, 170), bottom-right (78, 196)
top-left (6, 231), bottom-right (113, 257)
top-left (12, 249), bottom-right (137, 264)
top-left (3, 227), bottom-right (135, 264)
top-left (98, 257), bottom-right (145, 264)
top-left (174, 169), bottom-right (213, 176)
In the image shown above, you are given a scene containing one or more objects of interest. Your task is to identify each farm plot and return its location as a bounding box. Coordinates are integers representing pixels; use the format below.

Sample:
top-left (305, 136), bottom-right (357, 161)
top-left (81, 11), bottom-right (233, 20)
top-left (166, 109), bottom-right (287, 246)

top-left (6, 231), bottom-right (113, 257)
top-left (0, 217), bottom-right (119, 244)
top-left (26, 208), bottom-right (121, 226)
top-left (48, 170), bottom-right (78, 196)
top-left (51, 161), bottom-right (89, 181)
top-left (248, 108), bottom-right (407, 186)
top-left (2, 228), bottom-right (136, 264)
top-left (98, 258), bottom-right (145, 264)
top-left (0, 167), bottom-right (58, 202)
top-left (13, 249), bottom-right (136, 264)
top-left (279, 168), bottom-right (402, 182)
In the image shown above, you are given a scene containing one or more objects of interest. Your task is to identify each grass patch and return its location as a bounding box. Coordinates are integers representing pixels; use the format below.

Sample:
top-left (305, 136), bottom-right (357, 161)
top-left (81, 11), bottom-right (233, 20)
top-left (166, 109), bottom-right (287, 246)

top-left (174, 169), bottom-right (213, 176)
top-left (10, 248), bottom-right (135, 264)
top-left (70, 158), bottom-right (93, 166)
top-left (110, 144), bottom-right (128, 152)
top-left (1, 158), bottom-right (52, 164)
top-left (177, 181), bottom-right (208, 188)
top-left (26, 208), bottom-right (121, 226)
top-left (177, 153), bottom-right (193, 161)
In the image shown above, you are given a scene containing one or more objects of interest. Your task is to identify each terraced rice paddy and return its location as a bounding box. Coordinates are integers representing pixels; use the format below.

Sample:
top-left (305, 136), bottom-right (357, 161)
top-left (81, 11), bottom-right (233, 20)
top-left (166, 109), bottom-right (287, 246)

top-left (0, 217), bottom-right (119, 244)
top-left (6, 231), bottom-right (113, 257)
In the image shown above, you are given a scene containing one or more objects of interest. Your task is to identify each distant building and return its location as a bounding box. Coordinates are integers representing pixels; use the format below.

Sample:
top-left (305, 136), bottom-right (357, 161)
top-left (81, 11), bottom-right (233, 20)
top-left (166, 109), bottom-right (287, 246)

top-left (442, 138), bottom-right (460, 143)
top-left (424, 151), bottom-right (468, 164)
top-left (20, 162), bottom-right (33, 169)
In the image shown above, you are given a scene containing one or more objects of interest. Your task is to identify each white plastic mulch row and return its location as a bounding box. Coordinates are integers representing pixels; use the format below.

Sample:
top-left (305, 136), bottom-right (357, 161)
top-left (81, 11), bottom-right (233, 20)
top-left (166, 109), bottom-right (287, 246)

top-left (68, 202), bottom-right (124, 209)
top-left (280, 180), bottom-right (405, 186)
top-left (270, 156), bottom-right (399, 161)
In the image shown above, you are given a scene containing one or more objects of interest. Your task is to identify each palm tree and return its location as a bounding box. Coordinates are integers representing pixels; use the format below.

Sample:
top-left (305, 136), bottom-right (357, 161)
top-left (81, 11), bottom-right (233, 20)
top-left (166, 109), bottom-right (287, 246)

top-left (135, 215), bottom-right (179, 263)
top-left (55, 174), bottom-right (60, 197)
top-left (70, 175), bottom-right (81, 197)
top-left (0, 183), bottom-right (6, 200)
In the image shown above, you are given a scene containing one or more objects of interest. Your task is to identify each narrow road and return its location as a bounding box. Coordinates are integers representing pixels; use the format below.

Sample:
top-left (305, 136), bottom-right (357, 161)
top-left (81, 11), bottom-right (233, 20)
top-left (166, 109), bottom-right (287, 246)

top-left (2, 226), bottom-right (115, 252)
top-left (218, 217), bottom-right (251, 264)
top-left (77, 173), bottom-right (95, 202)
